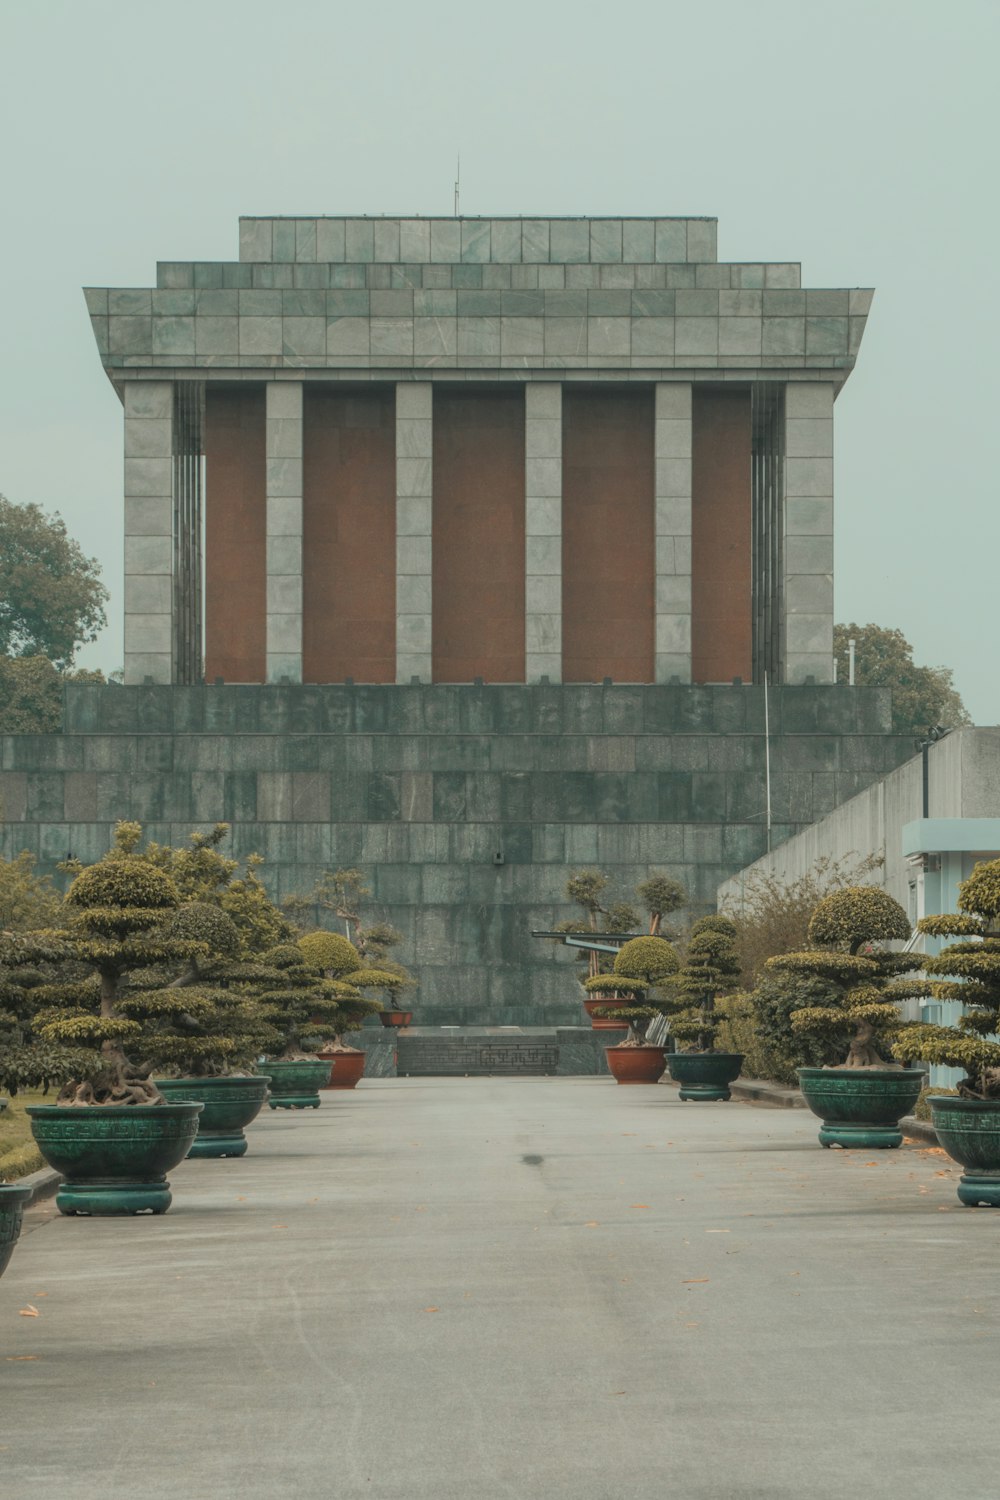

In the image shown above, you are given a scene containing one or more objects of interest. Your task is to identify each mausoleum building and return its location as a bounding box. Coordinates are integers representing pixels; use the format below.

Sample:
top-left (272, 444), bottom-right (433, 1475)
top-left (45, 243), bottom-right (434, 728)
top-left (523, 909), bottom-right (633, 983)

top-left (0, 215), bottom-right (906, 1037)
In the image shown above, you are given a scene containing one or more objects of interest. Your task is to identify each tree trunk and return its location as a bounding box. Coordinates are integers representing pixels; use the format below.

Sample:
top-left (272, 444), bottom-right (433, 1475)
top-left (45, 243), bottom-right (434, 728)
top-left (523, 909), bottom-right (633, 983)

top-left (843, 1018), bottom-right (890, 1069)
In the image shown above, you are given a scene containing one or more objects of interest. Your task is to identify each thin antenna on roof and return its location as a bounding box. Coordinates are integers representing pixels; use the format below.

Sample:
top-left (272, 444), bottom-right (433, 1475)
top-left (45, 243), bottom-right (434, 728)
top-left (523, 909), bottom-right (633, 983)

top-left (454, 155), bottom-right (461, 216)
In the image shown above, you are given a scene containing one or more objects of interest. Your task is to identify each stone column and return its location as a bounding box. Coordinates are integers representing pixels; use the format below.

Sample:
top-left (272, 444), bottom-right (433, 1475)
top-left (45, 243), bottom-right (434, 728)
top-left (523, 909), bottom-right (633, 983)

top-left (654, 382), bottom-right (692, 683)
top-left (525, 382), bottom-right (562, 682)
top-left (123, 381), bottom-right (174, 685)
top-left (783, 383), bottom-right (834, 683)
top-left (266, 382), bottom-right (303, 683)
top-left (396, 382), bottom-right (433, 682)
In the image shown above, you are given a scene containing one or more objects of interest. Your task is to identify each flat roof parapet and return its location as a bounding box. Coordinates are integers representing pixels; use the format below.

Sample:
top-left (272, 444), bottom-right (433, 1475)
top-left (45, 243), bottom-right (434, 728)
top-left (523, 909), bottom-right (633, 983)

top-left (237, 215), bottom-right (720, 266)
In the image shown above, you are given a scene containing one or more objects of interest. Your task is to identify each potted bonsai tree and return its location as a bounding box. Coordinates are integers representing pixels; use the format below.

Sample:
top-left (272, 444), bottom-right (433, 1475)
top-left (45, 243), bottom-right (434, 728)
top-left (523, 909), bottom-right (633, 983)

top-left (662, 915), bottom-right (744, 1100)
top-left (343, 963), bottom-right (417, 1030)
top-left (21, 830), bottom-right (207, 1215)
top-left (251, 946), bottom-right (344, 1108)
top-left (596, 935), bottom-right (679, 1084)
top-left (763, 886), bottom-right (922, 1147)
top-left (581, 973), bottom-right (645, 1030)
top-left (298, 930), bottom-right (380, 1088)
top-left (127, 903), bottom-right (282, 1158)
top-left (895, 857), bottom-right (1000, 1205)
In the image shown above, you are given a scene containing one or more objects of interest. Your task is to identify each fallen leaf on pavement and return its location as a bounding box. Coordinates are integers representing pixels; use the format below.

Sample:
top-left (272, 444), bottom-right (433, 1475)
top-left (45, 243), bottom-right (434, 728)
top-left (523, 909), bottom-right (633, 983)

top-left (423, 1306), bottom-right (439, 1313)
top-left (19, 1306), bottom-right (39, 1318)
top-left (6, 1356), bottom-right (39, 1361)
top-left (683, 1278), bottom-right (710, 1284)
top-left (630, 1204), bottom-right (650, 1210)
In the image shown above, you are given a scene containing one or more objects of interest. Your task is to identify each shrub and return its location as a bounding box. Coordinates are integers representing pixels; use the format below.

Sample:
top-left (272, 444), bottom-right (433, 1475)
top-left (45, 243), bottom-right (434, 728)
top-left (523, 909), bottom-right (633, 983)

top-left (298, 930), bottom-right (362, 977)
top-left (614, 936), bottom-right (679, 986)
top-left (755, 886), bottom-right (918, 1070)
top-left (895, 857), bottom-right (1000, 1099)
top-left (662, 916), bottom-right (741, 1052)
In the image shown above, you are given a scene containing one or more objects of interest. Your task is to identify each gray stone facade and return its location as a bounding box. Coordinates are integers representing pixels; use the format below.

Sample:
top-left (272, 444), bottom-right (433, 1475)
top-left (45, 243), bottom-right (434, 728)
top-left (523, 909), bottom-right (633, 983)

top-left (86, 214), bottom-right (872, 690)
top-left (0, 682), bottom-right (912, 1028)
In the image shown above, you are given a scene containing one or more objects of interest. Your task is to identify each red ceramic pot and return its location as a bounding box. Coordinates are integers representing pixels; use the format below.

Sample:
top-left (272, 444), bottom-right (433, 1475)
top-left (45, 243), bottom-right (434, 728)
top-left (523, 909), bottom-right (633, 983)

top-left (318, 1051), bottom-right (366, 1090)
top-left (605, 1045), bottom-right (667, 1085)
top-left (583, 996), bottom-right (630, 1031)
top-left (379, 1010), bottom-right (413, 1029)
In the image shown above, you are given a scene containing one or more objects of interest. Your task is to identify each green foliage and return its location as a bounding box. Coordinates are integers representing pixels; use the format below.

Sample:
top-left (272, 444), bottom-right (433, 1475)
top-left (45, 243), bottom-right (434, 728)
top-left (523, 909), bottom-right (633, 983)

top-left (808, 887), bottom-right (911, 952)
top-left (722, 851), bottom-right (884, 988)
top-left (635, 875), bottom-right (687, 935)
top-left (833, 622), bottom-right (971, 737)
top-left (168, 903), bottom-right (241, 963)
top-left (0, 495), bottom-right (108, 668)
top-left (1, 832), bottom-right (280, 1097)
top-left (0, 850), bottom-right (62, 931)
top-left (298, 930), bottom-right (362, 977)
top-left (241, 944), bottom-right (345, 1058)
top-left (566, 870), bottom-right (608, 923)
top-left (754, 886), bottom-right (916, 1069)
top-left (582, 974), bottom-right (645, 996)
top-left (0, 655), bottom-right (109, 734)
top-left (137, 824), bottom-right (296, 954)
top-left (664, 918), bottom-right (741, 1052)
top-left (605, 902), bottom-right (639, 934)
top-left (894, 857), bottom-right (1000, 1098)
top-left (957, 861), bottom-right (1000, 921)
top-left (714, 992), bottom-right (796, 1085)
top-left (614, 936), bottom-right (680, 986)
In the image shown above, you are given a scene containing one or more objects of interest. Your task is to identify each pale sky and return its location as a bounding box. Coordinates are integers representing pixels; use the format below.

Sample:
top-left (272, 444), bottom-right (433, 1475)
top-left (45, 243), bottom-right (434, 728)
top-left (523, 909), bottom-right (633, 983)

top-left (1, 0), bottom-right (996, 719)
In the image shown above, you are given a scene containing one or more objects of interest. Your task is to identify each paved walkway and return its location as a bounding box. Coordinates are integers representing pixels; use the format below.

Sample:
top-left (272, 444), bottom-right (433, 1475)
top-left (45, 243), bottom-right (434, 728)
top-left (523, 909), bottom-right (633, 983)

top-left (3, 1079), bottom-right (995, 1499)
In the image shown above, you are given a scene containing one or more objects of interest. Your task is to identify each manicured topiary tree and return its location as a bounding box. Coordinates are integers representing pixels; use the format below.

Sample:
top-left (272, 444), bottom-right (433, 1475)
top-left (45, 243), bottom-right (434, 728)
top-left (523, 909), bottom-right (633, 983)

top-left (595, 935), bottom-right (680, 1044)
top-left (636, 875), bottom-right (688, 937)
top-left (248, 944), bottom-right (345, 1059)
top-left (895, 859), bottom-right (1000, 1098)
top-left (764, 887), bottom-right (917, 1068)
top-left (664, 916), bottom-right (741, 1052)
top-left (120, 904), bottom-right (282, 1077)
top-left (297, 930), bottom-right (380, 1049)
top-left (0, 934), bottom-right (92, 1095)
top-left (30, 830), bottom-right (220, 1105)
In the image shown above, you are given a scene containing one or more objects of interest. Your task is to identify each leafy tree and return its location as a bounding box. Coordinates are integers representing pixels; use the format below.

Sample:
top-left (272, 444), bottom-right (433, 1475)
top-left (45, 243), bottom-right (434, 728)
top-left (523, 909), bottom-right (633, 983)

top-left (125, 823), bottom-right (297, 954)
top-left (0, 933), bottom-right (93, 1094)
top-left (246, 944), bottom-right (344, 1059)
top-left (724, 851), bottom-right (883, 988)
top-left (297, 930), bottom-right (380, 1050)
top-left (0, 496), bottom-right (108, 668)
top-left (761, 887), bottom-right (918, 1069)
top-left (635, 875), bottom-right (688, 936)
top-left (0, 850), bottom-right (62, 931)
top-left (120, 903), bottom-right (282, 1077)
top-left (27, 832), bottom-right (208, 1104)
top-left (594, 936), bottom-right (680, 1044)
top-left (834, 623), bottom-right (971, 737)
top-left (896, 859), bottom-right (1000, 1099)
top-left (664, 916), bottom-right (741, 1052)
top-left (0, 655), bottom-right (107, 734)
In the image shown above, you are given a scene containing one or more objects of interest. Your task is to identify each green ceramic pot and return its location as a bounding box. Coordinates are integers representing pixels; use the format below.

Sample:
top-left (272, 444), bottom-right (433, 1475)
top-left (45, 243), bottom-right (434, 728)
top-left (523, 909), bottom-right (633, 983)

top-left (0, 1184), bottom-right (32, 1278)
top-left (667, 1052), bottom-right (744, 1101)
top-left (264, 1059), bottom-right (332, 1109)
top-left (27, 1102), bottom-right (203, 1216)
top-left (155, 1075), bottom-right (271, 1157)
top-left (928, 1095), bottom-right (1000, 1207)
top-left (797, 1067), bottom-right (923, 1149)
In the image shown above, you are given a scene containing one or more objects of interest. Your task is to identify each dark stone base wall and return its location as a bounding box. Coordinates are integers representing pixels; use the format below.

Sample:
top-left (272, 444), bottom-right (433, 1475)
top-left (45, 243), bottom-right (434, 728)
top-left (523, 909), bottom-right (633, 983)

top-left (0, 683), bottom-right (913, 1028)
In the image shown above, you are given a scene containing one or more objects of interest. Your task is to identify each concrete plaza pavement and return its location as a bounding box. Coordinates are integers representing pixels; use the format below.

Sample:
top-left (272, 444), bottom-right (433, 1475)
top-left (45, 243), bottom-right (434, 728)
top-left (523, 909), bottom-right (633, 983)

top-left (2, 1078), bottom-right (996, 1499)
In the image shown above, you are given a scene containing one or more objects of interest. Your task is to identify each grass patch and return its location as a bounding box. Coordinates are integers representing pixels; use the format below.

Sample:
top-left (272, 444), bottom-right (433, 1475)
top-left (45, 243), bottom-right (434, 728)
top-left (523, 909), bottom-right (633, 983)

top-left (0, 1090), bottom-right (49, 1181)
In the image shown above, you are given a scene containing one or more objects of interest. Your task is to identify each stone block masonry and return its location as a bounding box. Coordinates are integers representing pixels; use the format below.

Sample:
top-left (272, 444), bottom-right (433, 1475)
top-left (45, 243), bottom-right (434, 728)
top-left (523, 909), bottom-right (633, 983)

top-left (0, 683), bottom-right (913, 1029)
top-left (89, 215), bottom-right (872, 689)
